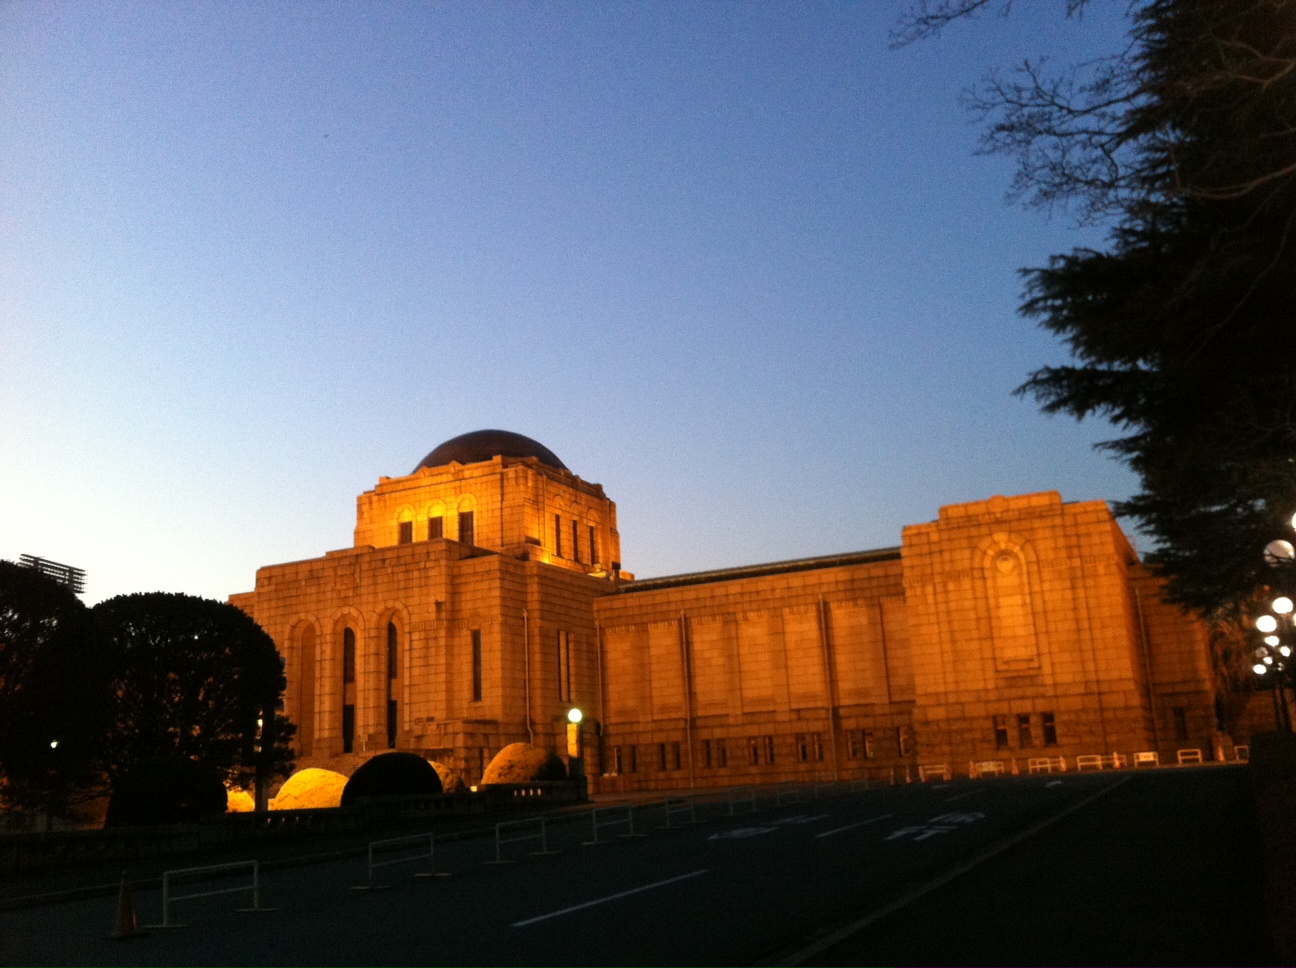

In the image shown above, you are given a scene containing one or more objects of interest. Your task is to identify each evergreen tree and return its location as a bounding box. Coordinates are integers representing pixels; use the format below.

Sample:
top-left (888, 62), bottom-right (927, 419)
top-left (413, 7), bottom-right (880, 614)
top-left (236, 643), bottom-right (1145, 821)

top-left (901, 0), bottom-right (1296, 615)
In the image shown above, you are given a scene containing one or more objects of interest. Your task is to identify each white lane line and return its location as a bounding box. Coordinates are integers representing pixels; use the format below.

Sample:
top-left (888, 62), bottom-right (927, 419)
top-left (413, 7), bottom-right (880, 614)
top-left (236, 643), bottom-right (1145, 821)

top-left (764, 775), bottom-right (1132, 966)
top-left (944, 790), bottom-right (983, 803)
top-left (511, 869), bottom-right (709, 927)
top-left (814, 813), bottom-right (894, 839)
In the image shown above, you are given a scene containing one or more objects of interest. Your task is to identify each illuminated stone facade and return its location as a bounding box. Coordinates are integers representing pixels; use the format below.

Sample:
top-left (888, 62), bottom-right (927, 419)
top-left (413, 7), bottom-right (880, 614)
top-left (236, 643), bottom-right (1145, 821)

top-left (231, 431), bottom-right (1223, 791)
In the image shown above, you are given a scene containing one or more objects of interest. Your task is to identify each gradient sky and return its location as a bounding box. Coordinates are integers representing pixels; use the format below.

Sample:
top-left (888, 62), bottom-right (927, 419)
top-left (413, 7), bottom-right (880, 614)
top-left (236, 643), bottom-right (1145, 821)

top-left (1, 1), bottom-right (1140, 605)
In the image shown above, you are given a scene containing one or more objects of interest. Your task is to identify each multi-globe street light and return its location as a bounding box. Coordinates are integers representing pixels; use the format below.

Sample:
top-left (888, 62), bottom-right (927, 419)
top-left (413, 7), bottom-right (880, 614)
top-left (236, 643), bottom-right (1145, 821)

top-left (1254, 512), bottom-right (1296, 732)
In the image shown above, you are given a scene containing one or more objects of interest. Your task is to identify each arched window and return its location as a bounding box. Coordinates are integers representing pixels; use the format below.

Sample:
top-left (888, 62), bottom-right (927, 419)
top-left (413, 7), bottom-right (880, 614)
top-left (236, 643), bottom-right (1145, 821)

top-left (342, 628), bottom-right (356, 754)
top-left (297, 625), bottom-right (316, 757)
top-left (386, 622), bottom-right (398, 749)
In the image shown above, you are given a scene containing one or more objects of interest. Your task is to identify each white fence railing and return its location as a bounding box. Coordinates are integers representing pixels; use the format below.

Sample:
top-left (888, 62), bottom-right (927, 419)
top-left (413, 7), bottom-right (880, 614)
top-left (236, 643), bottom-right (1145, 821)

top-left (489, 817), bottom-right (558, 864)
top-left (149, 860), bottom-right (271, 928)
top-left (352, 832), bottom-right (446, 890)
top-left (583, 804), bottom-right (641, 844)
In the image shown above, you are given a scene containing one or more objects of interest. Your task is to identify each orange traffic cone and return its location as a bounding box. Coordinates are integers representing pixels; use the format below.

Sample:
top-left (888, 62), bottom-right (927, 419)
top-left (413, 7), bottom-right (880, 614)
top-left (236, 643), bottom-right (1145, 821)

top-left (110, 872), bottom-right (140, 940)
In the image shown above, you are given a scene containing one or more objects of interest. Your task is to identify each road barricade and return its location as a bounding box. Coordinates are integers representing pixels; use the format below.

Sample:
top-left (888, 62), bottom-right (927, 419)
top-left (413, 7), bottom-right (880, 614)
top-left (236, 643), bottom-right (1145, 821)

top-left (147, 860), bottom-right (272, 928)
top-left (1176, 748), bottom-right (1203, 765)
top-left (583, 804), bottom-right (642, 844)
top-left (488, 817), bottom-right (559, 864)
top-left (352, 832), bottom-right (446, 890)
top-left (656, 796), bottom-right (698, 828)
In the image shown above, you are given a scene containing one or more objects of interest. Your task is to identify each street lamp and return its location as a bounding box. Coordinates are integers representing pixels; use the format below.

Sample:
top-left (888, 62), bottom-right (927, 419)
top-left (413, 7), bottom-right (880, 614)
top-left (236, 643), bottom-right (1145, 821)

top-left (1256, 521), bottom-right (1296, 732)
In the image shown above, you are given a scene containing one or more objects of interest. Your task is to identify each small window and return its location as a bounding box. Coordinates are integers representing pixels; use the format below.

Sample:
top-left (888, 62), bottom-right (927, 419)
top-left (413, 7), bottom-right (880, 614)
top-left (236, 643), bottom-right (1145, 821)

top-left (749, 737), bottom-right (761, 766)
top-left (847, 730), bottom-right (862, 759)
top-left (704, 739), bottom-right (713, 768)
top-left (994, 715), bottom-right (1010, 749)
top-left (812, 732), bottom-right (824, 761)
top-left (471, 630), bottom-right (482, 702)
top-left (764, 735), bottom-right (776, 764)
top-left (796, 733), bottom-right (809, 763)
top-left (658, 743), bottom-right (668, 771)
top-left (398, 521), bottom-right (413, 544)
top-left (717, 738), bottom-right (728, 768)
top-left (897, 725), bottom-right (912, 757)
top-left (428, 516), bottom-right (444, 539)
top-left (671, 741), bottom-right (681, 770)
top-left (589, 525), bottom-right (598, 565)
top-left (343, 628), bottom-right (356, 684)
top-left (628, 745), bottom-right (637, 773)
top-left (1017, 713), bottom-right (1033, 748)
top-left (459, 511), bottom-right (475, 547)
top-left (613, 746), bottom-right (624, 774)
top-left (572, 519), bottom-right (581, 563)
top-left (864, 730), bottom-right (874, 758)
top-left (342, 704), bottom-right (355, 754)
top-left (554, 513), bottom-right (563, 557)
top-left (1042, 711), bottom-right (1058, 746)
top-left (1173, 706), bottom-right (1189, 741)
top-left (556, 631), bottom-right (572, 703)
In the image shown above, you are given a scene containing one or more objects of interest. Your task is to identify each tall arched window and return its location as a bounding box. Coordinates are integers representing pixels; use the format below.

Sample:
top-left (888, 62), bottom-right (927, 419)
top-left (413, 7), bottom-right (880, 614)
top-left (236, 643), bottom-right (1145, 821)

top-left (297, 625), bottom-right (316, 757)
top-left (386, 622), bottom-right (399, 749)
top-left (342, 628), bottom-right (356, 754)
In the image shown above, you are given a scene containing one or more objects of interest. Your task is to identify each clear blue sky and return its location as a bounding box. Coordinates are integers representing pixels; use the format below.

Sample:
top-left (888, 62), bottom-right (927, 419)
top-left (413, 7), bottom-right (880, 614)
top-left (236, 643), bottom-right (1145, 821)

top-left (1, 1), bottom-right (1138, 604)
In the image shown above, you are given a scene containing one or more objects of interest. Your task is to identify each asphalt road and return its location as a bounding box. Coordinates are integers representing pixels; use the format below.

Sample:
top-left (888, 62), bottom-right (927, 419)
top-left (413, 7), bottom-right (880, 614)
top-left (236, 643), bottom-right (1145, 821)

top-left (0, 766), bottom-right (1272, 966)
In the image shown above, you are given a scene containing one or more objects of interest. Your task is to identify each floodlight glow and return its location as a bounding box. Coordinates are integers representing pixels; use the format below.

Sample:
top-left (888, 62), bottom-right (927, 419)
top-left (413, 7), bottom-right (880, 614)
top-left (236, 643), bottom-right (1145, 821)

top-left (567, 707), bottom-right (583, 724)
top-left (1275, 597), bottom-right (1294, 614)
top-left (1257, 614), bottom-right (1279, 633)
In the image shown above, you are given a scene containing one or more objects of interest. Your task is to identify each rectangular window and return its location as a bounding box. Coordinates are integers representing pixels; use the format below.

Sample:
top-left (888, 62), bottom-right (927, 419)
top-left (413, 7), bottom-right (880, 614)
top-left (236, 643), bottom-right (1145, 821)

top-left (589, 525), bottom-right (598, 565)
top-left (556, 631), bottom-right (570, 703)
top-left (812, 732), bottom-right (824, 761)
top-left (1173, 706), bottom-right (1189, 741)
top-left (398, 520), bottom-right (413, 544)
top-left (671, 741), bottom-right (681, 770)
top-left (628, 745), bottom-right (637, 773)
top-left (796, 733), bottom-right (809, 763)
top-left (343, 629), bottom-right (356, 684)
top-left (555, 513), bottom-right (563, 557)
top-left (717, 738), bottom-right (728, 768)
top-left (342, 704), bottom-right (355, 754)
top-left (749, 737), bottom-right (761, 766)
top-left (659, 743), bottom-right (668, 771)
top-left (428, 516), bottom-right (444, 539)
top-left (471, 630), bottom-right (482, 702)
top-left (1017, 713), bottom-right (1033, 748)
top-left (847, 730), bottom-right (861, 759)
top-left (764, 735), bottom-right (776, 764)
top-left (704, 739), bottom-right (713, 768)
top-left (572, 519), bottom-right (581, 563)
top-left (994, 715), bottom-right (1010, 749)
top-left (613, 746), bottom-right (623, 774)
top-left (897, 726), bottom-right (912, 757)
top-left (1042, 711), bottom-right (1058, 746)
top-left (458, 511), bottom-right (475, 547)
top-left (864, 730), bottom-right (874, 758)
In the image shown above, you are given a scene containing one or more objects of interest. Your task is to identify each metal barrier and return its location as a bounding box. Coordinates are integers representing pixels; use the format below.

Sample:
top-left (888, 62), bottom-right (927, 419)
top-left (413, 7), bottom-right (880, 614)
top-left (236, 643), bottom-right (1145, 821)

top-left (1133, 751), bottom-right (1159, 768)
top-left (972, 760), bottom-right (1006, 777)
top-left (1075, 754), bottom-right (1105, 771)
top-left (148, 860), bottom-right (271, 928)
top-left (1176, 748), bottom-right (1203, 765)
top-left (488, 817), bottom-right (559, 864)
top-left (352, 832), bottom-right (446, 890)
top-left (918, 764), bottom-right (950, 782)
top-left (583, 804), bottom-right (641, 844)
top-left (774, 782), bottom-right (805, 806)
top-left (657, 796), bottom-right (698, 828)
top-left (1027, 757), bottom-right (1066, 774)
top-left (1234, 745), bottom-right (1250, 762)
top-left (727, 786), bottom-right (758, 815)
top-left (1106, 752), bottom-right (1128, 769)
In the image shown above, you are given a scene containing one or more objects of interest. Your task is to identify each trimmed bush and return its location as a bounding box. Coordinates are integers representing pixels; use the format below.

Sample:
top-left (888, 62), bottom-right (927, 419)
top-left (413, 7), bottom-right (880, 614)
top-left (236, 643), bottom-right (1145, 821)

top-left (226, 789), bottom-right (256, 813)
top-left (269, 768), bottom-right (348, 810)
top-left (104, 758), bottom-right (228, 827)
top-left (340, 752), bottom-right (442, 806)
top-left (429, 760), bottom-right (468, 794)
top-left (482, 743), bottom-right (567, 785)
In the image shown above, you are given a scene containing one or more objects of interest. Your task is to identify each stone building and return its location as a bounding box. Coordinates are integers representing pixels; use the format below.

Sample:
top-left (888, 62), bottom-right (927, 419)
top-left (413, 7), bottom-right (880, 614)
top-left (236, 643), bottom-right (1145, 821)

top-left (231, 430), bottom-right (1223, 791)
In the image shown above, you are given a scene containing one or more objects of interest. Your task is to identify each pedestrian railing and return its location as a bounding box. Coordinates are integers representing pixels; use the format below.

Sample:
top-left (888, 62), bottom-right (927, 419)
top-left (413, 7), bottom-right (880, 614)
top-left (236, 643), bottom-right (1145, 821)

top-left (971, 760), bottom-right (1006, 777)
top-left (353, 832), bottom-right (447, 890)
top-left (1027, 757), bottom-right (1066, 774)
top-left (488, 817), bottom-right (559, 864)
top-left (656, 796), bottom-right (698, 828)
top-left (1075, 754), bottom-right (1105, 771)
top-left (148, 860), bottom-right (272, 928)
top-left (918, 763), bottom-right (950, 782)
top-left (1234, 745), bottom-right (1250, 762)
top-left (1176, 748), bottom-right (1203, 765)
top-left (727, 786), bottom-right (758, 815)
top-left (1133, 751), bottom-right (1159, 768)
top-left (583, 804), bottom-right (641, 844)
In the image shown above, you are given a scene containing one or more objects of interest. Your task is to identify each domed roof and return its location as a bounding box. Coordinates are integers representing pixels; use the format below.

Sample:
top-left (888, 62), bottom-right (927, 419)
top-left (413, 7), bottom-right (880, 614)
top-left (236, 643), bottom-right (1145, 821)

top-left (414, 430), bottom-right (568, 474)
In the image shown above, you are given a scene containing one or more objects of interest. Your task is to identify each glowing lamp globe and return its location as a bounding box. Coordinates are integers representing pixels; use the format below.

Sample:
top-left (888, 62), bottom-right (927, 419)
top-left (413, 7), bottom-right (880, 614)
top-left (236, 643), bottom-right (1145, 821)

top-left (1255, 663), bottom-right (1269, 675)
top-left (1265, 540), bottom-right (1296, 567)
top-left (1257, 615), bottom-right (1279, 633)
top-left (1275, 597), bottom-right (1294, 615)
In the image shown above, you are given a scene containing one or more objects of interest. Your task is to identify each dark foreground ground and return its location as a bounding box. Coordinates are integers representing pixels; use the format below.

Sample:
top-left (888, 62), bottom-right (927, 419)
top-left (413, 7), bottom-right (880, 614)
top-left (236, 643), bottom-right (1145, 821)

top-left (0, 765), bottom-right (1277, 966)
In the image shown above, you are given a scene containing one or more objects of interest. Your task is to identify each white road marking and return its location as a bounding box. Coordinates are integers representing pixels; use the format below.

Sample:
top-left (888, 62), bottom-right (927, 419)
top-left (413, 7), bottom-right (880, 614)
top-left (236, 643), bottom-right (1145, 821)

top-left (768, 814), bottom-right (829, 826)
top-left (511, 869), bottom-right (709, 927)
top-left (944, 789), bottom-right (983, 803)
top-left (814, 813), bottom-right (894, 839)
top-left (1046, 780), bottom-right (1063, 787)
top-left (709, 827), bottom-right (777, 840)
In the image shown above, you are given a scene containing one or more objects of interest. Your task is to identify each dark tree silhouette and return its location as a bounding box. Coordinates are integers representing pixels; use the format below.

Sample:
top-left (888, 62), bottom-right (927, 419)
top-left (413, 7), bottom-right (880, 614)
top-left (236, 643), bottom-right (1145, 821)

top-left (92, 593), bottom-right (295, 804)
top-left (0, 560), bottom-right (113, 814)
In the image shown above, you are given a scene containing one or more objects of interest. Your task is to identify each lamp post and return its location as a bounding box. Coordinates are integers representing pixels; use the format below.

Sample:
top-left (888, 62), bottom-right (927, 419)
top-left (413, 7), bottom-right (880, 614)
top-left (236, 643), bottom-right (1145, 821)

top-left (1255, 512), bottom-right (1296, 733)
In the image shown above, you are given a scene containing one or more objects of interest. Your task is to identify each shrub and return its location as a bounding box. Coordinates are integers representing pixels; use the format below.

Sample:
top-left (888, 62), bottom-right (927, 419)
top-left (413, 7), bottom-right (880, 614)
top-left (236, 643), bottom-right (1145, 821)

top-left (340, 752), bottom-right (442, 805)
top-left (481, 743), bottom-right (567, 784)
top-left (104, 757), bottom-right (227, 827)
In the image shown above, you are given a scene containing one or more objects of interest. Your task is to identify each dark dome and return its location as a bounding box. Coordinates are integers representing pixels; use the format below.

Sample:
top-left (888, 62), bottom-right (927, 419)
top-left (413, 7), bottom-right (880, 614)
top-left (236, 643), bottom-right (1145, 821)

top-left (414, 430), bottom-right (568, 473)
